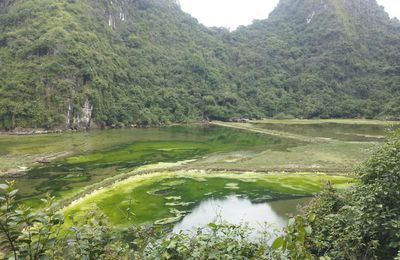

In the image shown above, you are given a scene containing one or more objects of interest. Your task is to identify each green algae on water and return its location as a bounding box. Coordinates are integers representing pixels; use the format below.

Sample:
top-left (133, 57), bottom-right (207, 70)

top-left (1, 125), bottom-right (298, 206)
top-left (62, 171), bottom-right (355, 228)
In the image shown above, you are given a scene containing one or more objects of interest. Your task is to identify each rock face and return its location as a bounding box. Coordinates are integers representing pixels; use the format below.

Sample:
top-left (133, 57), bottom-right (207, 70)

top-left (66, 99), bottom-right (93, 129)
top-left (0, 0), bottom-right (14, 8)
top-left (104, 0), bottom-right (127, 30)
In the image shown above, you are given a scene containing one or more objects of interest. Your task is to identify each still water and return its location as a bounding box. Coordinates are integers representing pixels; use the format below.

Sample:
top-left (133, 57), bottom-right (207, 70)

top-left (0, 125), bottom-right (299, 206)
top-left (173, 195), bottom-right (311, 235)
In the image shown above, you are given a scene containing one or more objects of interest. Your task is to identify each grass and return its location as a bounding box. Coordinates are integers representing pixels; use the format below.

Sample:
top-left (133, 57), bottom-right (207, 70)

top-left (251, 121), bottom-right (397, 142)
top-left (211, 121), bottom-right (326, 143)
top-left (203, 120), bottom-right (385, 172)
top-left (190, 140), bottom-right (375, 172)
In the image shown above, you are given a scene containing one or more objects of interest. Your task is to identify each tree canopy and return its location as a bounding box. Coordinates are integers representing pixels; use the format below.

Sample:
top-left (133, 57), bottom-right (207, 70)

top-left (0, 0), bottom-right (399, 130)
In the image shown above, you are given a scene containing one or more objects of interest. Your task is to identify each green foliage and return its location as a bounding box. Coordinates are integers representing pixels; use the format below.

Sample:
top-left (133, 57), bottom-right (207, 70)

top-left (139, 222), bottom-right (282, 260)
top-left (0, 0), bottom-right (254, 130)
top-left (0, 181), bottom-right (64, 259)
top-left (232, 0), bottom-right (400, 120)
top-left (0, 181), bottom-right (131, 259)
top-left (303, 130), bottom-right (400, 259)
top-left (0, 0), bottom-right (399, 130)
top-left (63, 209), bottom-right (130, 259)
top-left (0, 181), bottom-right (291, 259)
top-left (272, 215), bottom-right (314, 260)
top-left (273, 113), bottom-right (295, 120)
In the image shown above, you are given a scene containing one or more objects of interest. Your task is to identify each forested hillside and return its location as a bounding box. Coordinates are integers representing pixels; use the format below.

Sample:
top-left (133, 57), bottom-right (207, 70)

top-left (231, 0), bottom-right (400, 119)
top-left (0, 0), bottom-right (399, 130)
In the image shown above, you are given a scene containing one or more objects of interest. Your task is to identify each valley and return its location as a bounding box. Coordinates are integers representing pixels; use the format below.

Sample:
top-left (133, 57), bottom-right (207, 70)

top-left (0, 0), bottom-right (399, 258)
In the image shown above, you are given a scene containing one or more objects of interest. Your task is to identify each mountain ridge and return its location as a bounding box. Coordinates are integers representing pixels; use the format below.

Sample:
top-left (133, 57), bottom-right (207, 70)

top-left (0, 0), bottom-right (399, 130)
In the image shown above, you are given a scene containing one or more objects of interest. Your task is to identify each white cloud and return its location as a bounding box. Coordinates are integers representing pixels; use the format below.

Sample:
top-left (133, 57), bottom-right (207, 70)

top-left (179, 0), bottom-right (279, 30)
top-left (178, 0), bottom-right (400, 30)
top-left (376, 0), bottom-right (400, 19)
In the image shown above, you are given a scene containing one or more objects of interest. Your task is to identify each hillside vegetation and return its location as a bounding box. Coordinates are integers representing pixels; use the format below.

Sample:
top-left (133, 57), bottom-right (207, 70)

top-left (0, 0), bottom-right (399, 130)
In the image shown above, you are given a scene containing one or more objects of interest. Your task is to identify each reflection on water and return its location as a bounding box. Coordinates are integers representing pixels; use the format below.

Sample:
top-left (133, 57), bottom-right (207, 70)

top-left (173, 195), bottom-right (311, 236)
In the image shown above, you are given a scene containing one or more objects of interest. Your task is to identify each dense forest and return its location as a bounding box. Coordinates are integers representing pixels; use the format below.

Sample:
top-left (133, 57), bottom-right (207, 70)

top-left (0, 0), bottom-right (399, 130)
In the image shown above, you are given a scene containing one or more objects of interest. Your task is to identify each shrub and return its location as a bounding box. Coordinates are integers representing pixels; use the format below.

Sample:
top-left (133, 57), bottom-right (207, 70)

top-left (304, 130), bottom-right (400, 259)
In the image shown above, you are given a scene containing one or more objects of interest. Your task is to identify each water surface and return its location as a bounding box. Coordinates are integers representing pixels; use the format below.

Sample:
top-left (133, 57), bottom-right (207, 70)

top-left (173, 195), bottom-right (311, 236)
top-left (0, 125), bottom-right (299, 205)
top-left (63, 171), bottom-right (353, 229)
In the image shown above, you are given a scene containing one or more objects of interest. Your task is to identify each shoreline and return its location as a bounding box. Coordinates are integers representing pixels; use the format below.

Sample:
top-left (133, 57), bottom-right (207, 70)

top-left (0, 121), bottom-right (206, 136)
top-left (1, 118), bottom-right (397, 136)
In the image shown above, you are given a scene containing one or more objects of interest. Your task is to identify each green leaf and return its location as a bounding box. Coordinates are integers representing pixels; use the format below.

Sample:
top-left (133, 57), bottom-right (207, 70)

top-left (305, 226), bottom-right (312, 235)
top-left (9, 189), bottom-right (19, 196)
top-left (162, 251), bottom-right (171, 259)
top-left (272, 236), bottom-right (284, 249)
top-left (208, 223), bottom-right (218, 229)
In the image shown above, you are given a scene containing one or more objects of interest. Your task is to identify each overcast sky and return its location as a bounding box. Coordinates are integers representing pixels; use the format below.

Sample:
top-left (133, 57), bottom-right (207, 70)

top-left (179, 0), bottom-right (400, 30)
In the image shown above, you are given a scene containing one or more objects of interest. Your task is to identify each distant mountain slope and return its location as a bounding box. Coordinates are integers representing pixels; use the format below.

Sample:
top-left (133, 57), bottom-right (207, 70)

top-left (0, 0), bottom-right (254, 130)
top-left (0, 0), bottom-right (399, 130)
top-left (231, 0), bottom-right (400, 118)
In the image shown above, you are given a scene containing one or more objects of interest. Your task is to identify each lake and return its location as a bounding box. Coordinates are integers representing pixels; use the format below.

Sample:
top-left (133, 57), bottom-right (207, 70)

top-left (0, 125), bottom-right (299, 206)
top-left (0, 120), bottom-right (393, 232)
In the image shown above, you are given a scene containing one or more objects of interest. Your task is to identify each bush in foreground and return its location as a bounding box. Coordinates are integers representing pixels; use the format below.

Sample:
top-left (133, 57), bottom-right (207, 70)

top-left (304, 130), bottom-right (400, 259)
top-left (0, 181), bottom-right (310, 259)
